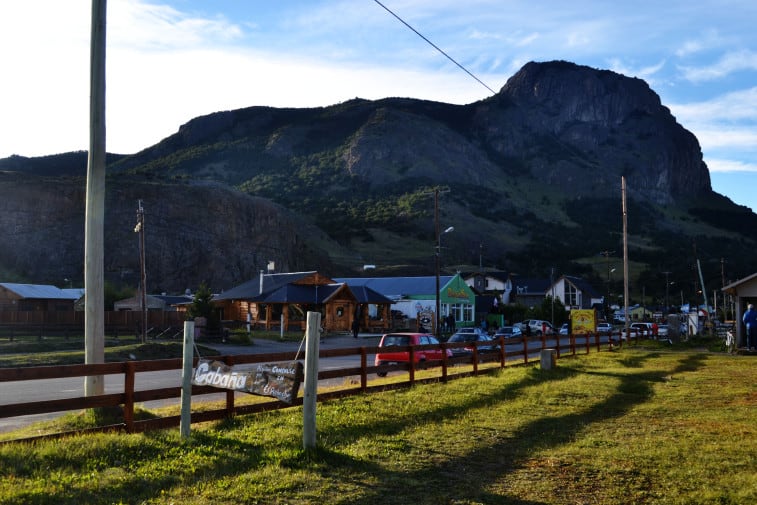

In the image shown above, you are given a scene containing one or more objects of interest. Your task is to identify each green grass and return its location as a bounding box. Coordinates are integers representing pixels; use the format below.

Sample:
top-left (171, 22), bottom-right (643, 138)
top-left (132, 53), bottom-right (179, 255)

top-left (0, 347), bottom-right (754, 504)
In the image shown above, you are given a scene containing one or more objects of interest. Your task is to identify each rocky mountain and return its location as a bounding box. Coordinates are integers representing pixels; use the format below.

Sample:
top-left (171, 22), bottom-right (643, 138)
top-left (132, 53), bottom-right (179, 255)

top-left (1, 60), bottom-right (755, 302)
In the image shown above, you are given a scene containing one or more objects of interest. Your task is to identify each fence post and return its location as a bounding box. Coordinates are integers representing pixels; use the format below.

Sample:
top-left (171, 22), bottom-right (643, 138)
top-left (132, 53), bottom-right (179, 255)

top-left (440, 342), bottom-right (448, 382)
top-left (360, 347), bottom-right (367, 391)
top-left (303, 311), bottom-right (321, 450)
top-left (224, 355), bottom-right (235, 419)
top-left (124, 361), bottom-right (135, 432)
top-left (556, 335), bottom-right (561, 359)
top-left (570, 333), bottom-right (576, 356)
top-left (180, 320), bottom-right (195, 439)
top-left (408, 347), bottom-right (415, 384)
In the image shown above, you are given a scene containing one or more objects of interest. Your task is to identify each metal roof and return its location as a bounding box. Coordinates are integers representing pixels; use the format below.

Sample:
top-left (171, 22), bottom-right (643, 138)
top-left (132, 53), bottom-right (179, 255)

top-left (214, 272), bottom-right (318, 301)
top-left (348, 285), bottom-right (394, 304)
top-left (334, 276), bottom-right (454, 298)
top-left (251, 283), bottom-right (343, 304)
top-left (0, 283), bottom-right (79, 300)
top-left (513, 278), bottom-right (552, 295)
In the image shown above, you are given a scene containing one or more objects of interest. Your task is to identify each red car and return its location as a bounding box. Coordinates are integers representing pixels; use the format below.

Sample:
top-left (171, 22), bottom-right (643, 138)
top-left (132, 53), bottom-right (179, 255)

top-left (374, 332), bottom-right (452, 377)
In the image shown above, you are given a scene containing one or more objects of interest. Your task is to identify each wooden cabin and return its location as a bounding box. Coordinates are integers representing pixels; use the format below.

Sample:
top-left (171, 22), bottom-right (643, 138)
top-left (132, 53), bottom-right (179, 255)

top-left (213, 272), bottom-right (392, 333)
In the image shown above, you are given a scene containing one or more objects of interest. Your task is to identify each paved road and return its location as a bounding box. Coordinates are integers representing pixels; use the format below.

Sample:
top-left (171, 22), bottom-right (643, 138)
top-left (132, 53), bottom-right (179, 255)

top-left (0, 333), bottom-right (607, 433)
top-left (0, 334), bottom-right (381, 433)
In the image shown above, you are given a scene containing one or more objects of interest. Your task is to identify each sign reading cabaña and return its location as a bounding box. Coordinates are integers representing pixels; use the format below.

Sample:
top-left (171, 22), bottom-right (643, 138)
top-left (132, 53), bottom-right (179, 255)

top-left (192, 359), bottom-right (304, 404)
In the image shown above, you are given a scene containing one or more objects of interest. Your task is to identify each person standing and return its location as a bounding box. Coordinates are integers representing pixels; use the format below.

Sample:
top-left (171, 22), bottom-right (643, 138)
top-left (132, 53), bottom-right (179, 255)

top-left (742, 303), bottom-right (757, 350)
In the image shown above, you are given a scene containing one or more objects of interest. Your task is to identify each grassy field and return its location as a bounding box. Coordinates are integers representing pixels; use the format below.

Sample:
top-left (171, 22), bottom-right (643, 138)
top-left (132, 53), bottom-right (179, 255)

top-left (0, 346), bottom-right (754, 504)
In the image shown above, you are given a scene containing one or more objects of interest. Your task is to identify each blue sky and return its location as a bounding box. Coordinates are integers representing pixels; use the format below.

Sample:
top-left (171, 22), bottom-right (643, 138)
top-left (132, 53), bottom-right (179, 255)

top-left (1, 0), bottom-right (756, 211)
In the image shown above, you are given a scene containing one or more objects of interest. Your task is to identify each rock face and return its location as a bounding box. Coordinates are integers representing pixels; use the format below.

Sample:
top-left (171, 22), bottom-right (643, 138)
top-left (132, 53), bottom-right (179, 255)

top-left (104, 61), bottom-right (711, 206)
top-left (473, 61), bottom-right (710, 203)
top-left (0, 60), bottom-right (737, 292)
top-left (0, 173), bottom-right (335, 292)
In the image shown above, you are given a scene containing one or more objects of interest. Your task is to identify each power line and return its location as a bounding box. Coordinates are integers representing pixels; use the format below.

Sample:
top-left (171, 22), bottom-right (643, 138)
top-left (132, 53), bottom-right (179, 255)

top-left (372, 0), bottom-right (497, 95)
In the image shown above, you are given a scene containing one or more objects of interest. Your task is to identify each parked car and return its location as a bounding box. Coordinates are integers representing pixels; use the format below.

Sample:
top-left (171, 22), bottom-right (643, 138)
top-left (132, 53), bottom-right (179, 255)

top-left (597, 322), bottom-right (613, 335)
top-left (621, 322), bottom-right (654, 340)
top-left (493, 325), bottom-right (522, 339)
top-left (446, 332), bottom-right (497, 356)
top-left (374, 333), bottom-right (452, 377)
top-left (517, 319), bottom-right (555, 336)
top-left (559, 323), bottom-right (569, 335)
top-left (657, 324), bottom-right (669, 337)
top-left (456, 327), bottom-right (488, 337)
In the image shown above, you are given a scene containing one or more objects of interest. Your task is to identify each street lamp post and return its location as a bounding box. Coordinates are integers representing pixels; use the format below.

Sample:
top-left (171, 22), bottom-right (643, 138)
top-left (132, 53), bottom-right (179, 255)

top-left (662, 271), bottom-right (672, 316)
top-left (135, 200), bottom-right (147, 343)
top-left (600, 250), bottom-right (615, 320)
top-left (435, 224), bottom-right (454, 338)
top-left (431, 187), bottom-right (451, 338)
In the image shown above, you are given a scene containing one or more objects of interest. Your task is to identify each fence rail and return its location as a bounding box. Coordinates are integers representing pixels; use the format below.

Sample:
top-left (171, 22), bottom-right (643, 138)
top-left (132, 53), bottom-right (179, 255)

top-left (0, 332), bottom-right (631, 443)
top-left (0, 311), bottom-right (187, 340)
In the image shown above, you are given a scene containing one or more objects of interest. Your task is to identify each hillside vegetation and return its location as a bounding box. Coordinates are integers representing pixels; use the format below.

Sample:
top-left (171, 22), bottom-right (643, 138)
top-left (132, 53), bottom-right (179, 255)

top-left (1, 60), bottom-right (755, 303)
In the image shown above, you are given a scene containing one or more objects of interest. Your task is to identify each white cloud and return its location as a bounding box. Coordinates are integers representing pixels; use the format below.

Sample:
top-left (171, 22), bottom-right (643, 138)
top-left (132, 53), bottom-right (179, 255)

top-left (670, 87), bottom-right (757, 122)
top-left (668, 87), bottom-right (757, 158)
top-left (680, 50), bottom-right (757, 82)
top-left (706, 159), bottom-right (757, 173)
top-left (609, 59), bottom-right (666, 81)
top-left (675, 29), bottom-right (726, 57)
top-left (108, 0), bottom-right (244, 50)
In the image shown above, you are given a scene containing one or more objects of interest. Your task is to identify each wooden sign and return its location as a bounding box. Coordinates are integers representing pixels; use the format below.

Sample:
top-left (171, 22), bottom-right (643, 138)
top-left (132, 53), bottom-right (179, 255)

top-left (192, 359), bottom-right (304, 404)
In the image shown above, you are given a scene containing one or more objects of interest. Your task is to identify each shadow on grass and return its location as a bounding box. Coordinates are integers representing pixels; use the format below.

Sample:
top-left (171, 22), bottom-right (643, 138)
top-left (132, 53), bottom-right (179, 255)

top-left (305, 351), bottom-right (708, 505)
top-left (0, 351), bottom-right (710, 505)
top-left (0, 429), bottom-right (266, 505)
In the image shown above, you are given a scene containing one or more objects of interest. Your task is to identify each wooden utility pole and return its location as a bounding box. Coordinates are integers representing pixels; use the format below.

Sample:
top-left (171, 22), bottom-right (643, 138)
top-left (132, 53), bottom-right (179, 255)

top-left (84, 0), bottom-right (107, 397)
top-left (622, 177), bottom-right (630, 339)
top-left (136, 200), bottom-right (147, 343)
top-left (434, 188), bottom-right (441, 337)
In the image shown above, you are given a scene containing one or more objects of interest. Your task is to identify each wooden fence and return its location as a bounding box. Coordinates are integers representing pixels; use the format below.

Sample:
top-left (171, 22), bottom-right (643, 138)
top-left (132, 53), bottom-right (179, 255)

top-left (0, 332), bottom-right (630, 444)
top-left (0, 310), bottom-right (187, 340)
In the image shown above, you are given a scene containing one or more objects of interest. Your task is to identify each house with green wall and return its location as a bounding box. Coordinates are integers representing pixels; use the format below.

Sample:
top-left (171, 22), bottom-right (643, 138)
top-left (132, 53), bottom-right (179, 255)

top-left (335, 273), bottom-right (476, 329)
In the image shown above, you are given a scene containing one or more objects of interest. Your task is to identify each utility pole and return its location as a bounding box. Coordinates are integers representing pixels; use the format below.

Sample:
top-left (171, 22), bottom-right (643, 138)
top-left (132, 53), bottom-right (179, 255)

top-left (621, 177), bottom-right (629, 338)
top-left (662, 271), bottom-right (672, 316)
top-left (135, 200), bottom-right (147, 343)
top-left (720, 258), bottom-right (728, 320)
top-left (433, 187), bottom-right (451, 338)
top-left (435, 189), bottom-right (440, 337)
top-left (550, 267), bottom-right (555, 326)
top-left (600, 250), bottom-right (615, 320)
top-left (84, 0), bottom-right (107, 397)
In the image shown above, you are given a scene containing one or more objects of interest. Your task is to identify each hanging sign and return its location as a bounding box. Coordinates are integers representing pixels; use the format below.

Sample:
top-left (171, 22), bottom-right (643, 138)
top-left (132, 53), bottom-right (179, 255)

top-left (192, 359), bottom-right (304, 404)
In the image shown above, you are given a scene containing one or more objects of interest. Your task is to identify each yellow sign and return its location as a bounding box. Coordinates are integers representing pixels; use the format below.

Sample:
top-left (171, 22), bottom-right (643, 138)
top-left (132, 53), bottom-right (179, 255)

top-left (570, 309), bottom-right (596, 335)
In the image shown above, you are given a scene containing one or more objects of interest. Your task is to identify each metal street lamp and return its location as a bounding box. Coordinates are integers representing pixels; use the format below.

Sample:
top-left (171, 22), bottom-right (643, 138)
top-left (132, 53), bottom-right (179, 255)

top-left (600, 250), bottom-right (615, 320)
top-left (435, 225), bottom-right (454, 337)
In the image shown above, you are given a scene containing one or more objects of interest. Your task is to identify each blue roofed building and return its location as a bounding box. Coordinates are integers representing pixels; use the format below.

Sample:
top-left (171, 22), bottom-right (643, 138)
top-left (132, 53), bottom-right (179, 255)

top-left (0, 283), bottom-right (82, 312)
top-left (335, 273), bottom-right (477, 330)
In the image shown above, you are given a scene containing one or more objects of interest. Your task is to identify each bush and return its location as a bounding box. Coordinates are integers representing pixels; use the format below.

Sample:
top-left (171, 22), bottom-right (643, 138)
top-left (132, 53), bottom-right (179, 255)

top-left (227, 329), bottom-right (252, 345)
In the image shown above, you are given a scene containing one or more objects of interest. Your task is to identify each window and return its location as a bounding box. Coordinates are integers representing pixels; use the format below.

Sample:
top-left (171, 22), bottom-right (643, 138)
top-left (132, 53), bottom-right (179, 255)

top-left (463, 304), bottom-right (473, 322)
top-left (449, 303), bottom-right (474, 323)
top-left (382, 335), bottom-right (410, 346)
top-left (564, 281), bottom-right (579, 307)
